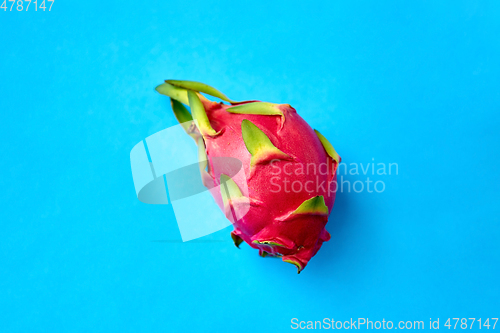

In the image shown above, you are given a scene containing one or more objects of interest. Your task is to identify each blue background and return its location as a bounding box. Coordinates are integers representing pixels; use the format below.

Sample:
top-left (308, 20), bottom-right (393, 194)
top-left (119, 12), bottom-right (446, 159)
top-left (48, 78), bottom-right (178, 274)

top-left (1, 1), bottom-right (499, 332)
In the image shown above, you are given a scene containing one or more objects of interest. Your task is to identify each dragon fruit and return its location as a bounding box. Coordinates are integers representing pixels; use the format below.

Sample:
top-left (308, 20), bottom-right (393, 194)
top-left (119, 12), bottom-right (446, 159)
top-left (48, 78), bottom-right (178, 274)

top-left (156, 80), bottom-right (340, 273)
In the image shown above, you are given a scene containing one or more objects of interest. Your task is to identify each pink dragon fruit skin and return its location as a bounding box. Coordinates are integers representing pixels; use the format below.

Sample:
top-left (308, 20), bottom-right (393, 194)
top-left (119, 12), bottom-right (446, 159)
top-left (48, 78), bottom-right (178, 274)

top-left (156, 80), bottom-right (341, 273)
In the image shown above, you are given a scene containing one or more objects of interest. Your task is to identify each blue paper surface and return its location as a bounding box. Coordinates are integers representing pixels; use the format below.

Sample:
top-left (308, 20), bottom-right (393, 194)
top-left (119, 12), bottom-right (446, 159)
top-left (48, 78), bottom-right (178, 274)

top-left (1, 1), bottom-right (499, 332)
